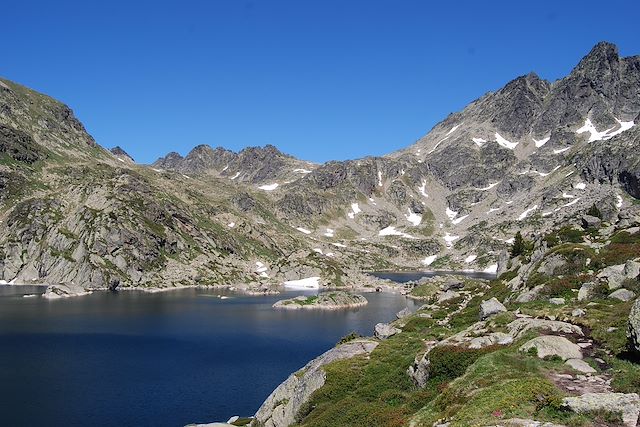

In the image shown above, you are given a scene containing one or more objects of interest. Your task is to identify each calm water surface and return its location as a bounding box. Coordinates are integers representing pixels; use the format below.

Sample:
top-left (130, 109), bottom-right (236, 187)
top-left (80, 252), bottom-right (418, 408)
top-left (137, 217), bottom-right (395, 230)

top-left (372, 270), bottom-right (496, 282)
top-left (0, 286), bottom-right (416, 427)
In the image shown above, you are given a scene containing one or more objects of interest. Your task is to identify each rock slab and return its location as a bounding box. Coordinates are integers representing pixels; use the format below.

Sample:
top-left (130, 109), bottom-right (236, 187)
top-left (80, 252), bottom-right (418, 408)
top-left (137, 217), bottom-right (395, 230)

top-left (519, 335), bottom-right (582, 361)
top-left (253, 340), bottom-right (379, 427)
top-left (479, 298), bottom-right (507, 320)
top-left (563, 392), bottom-right (640, 427)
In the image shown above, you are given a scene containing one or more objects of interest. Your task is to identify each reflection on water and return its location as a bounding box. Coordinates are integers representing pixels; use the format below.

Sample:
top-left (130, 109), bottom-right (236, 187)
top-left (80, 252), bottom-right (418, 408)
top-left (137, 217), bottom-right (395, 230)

top-left (370, 270), bottom-right (497, 283)
top-left (0, 286), bottom-right (416, 427)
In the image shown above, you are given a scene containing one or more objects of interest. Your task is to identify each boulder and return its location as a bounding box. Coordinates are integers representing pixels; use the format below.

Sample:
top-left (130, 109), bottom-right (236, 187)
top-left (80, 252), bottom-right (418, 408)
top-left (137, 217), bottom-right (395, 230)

top-left (581, 215), bottom-right (601, 229)
top-left (438, 290), bottom-right (460, 303)
top-left (571, 308), bottom-right (586, 318)
top-left (549, 297), bottom-right (566, 305)
top-left (578, 282), bottom-right (598, 301)
top-left (598, 261), bottom-right (639, 290)
top-left (519, 336), bottom-right (582, 360)
top-left (565, 358), bottom-right (596, 374)
top-left (609, 289), bottom-right (636, 302)
top-left (625, 260), bottom-right (640, 279)
top-left (629, 298), bottom-right (640, 352)
top-left (496, 249), bottom-right (510, 278)
top-left (395, 307), bottom-right (412, 319)
top-left (407, 341), bottom-right (438, 388)
top-left (374, 323), bottom-right (401, 340)
top-left (562, 392), bottom-right (640, 427)
top-left (537, 254), bottom-right (567, 276)
top-left (442, 280), bottom-right (464, 292)
top-left (479, 297), bottom-right (507, 320)
top-left (516, 284), bottom-right (545, 303)
top-left (598, 264), bottom-right (626, 290)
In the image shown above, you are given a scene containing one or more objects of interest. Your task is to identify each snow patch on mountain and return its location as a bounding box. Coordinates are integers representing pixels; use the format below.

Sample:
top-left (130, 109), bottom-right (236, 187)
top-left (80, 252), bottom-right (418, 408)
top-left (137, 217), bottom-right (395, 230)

top-left (533, 136), bottom-right (550, 148)
top-left (495, 133), bottom-right (518, 149)
top-left (422, 255), bottom-right (437, 266)
top-left (553, 147), bottom-right (571, 154)
top-left (477, 182), bottom-right (499, 191)
top-left (443, 232), bottom-right (459, 248)
top-left (472, 137), bottom-right (487, 147)
top-left (419, 181), bottom-right (428, 197)
top-left (518, 205), bottom-right (538, 221)
top-left (379, 226), bottom-right (415, 239)
top-left (576, 117), bottom-right (634, 142)
top-left (348, 203), bottom-right (361, 219)
top-left (258, 183), bottom-right (279, 191)
top-left (446, 207), bottom-right (458, 221)
top-left (283, 277), bottom-right (320, 290)
top-left (452, 214), bottom-right (469, 225)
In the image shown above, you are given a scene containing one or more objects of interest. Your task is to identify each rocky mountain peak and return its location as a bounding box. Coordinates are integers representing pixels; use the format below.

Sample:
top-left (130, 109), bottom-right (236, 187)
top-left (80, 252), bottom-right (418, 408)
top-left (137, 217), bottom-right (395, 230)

top-left (110, 146), bottom-right (135, 163)
top-left (573, 41), bottom-right (620, 75)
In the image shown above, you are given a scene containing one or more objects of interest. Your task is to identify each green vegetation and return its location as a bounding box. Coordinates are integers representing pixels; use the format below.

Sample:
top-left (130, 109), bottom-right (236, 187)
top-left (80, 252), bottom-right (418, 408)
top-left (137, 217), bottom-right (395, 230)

top-left (586, 203), bottom-right (602, 219)
top-left (337, 332), bottom-right (362, 345)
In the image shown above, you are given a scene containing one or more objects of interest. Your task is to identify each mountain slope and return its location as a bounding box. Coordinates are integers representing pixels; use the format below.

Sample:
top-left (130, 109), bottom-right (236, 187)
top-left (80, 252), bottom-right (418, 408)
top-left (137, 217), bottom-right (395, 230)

top-left (1, 41), bottom-right (640, 294)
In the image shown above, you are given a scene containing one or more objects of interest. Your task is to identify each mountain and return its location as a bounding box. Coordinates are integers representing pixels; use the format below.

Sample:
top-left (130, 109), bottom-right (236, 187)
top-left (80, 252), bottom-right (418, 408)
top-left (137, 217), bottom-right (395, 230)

top-left (152, 143), bottom-right (317, 184)
top-left (1, 41), bottom-right (640, 294)
top-left (110, 146), bottom-right (135, 163)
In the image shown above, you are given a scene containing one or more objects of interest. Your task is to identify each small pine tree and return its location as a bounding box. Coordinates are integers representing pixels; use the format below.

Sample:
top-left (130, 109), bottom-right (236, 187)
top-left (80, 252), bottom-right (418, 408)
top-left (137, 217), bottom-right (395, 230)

top-left (587, 203), bottom-right (602, 219)
top-left (511, 231), bottom-right (525, 258)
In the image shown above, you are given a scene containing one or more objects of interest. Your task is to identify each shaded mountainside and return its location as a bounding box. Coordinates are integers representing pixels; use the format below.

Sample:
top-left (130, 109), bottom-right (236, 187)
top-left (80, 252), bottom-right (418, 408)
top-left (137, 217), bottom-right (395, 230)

top-left (1, 41), bottom-right (640, 293)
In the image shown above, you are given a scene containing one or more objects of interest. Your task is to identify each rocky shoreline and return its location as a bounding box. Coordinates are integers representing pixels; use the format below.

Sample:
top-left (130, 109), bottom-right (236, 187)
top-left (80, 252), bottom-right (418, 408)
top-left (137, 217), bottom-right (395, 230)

top-left (272, 291), bottom-right (368, 310)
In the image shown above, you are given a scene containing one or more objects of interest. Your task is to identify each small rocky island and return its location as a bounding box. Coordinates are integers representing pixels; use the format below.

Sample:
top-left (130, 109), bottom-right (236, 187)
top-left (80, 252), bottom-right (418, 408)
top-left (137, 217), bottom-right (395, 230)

top-left (272, 291), bottom-right (368, 310)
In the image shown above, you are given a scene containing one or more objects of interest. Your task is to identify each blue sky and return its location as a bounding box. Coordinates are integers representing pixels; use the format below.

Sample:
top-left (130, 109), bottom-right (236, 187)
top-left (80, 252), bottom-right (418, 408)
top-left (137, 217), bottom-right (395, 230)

top-left (2, 1), bottom-right (639, 164)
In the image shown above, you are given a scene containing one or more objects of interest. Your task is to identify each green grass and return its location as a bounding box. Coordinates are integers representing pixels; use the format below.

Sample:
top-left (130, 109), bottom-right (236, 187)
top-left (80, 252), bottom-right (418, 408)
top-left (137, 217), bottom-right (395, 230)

top-left (295, 334), bottom-right (424, 427)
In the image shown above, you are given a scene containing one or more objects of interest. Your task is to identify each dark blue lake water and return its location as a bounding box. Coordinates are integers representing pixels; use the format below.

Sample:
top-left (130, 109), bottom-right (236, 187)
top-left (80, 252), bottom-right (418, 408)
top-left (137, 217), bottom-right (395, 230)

top-left (0, 286), bottom-right (416, 427)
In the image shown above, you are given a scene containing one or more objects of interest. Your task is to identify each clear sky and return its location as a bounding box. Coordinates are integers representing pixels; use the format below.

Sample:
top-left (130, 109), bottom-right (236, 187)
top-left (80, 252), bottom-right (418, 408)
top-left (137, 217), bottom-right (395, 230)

top-left (2, 0), bottom-right (639, 164)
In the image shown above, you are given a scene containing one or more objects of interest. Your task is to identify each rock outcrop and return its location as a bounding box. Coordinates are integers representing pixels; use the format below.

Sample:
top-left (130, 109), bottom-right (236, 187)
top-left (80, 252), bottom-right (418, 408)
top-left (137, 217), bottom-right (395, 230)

top-left (479, 298), bottom-right (507, 320)
top-left (629, 298), bottom-right (640, 352)
top-left (374, 322), bottom-right (401, 340)
top-left (519, 336), bottom-right (583, 361)
top-left (252, 340), bottom-right (378, 427)
top-left (563, 392), bottom-right (640, 427)
top-left (272, 292), bottom-right (367, 310)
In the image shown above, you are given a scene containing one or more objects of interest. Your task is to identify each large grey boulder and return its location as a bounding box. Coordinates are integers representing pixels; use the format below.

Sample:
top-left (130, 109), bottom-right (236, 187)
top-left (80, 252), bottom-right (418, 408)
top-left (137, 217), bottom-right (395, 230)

top-left (598, 261), bottom-right (640, 290)
top-left (562, 392), bottom-right (640, 427)
top-left (374, 323), bottom-right (401, 340)
top-left (519, 336), bottom-right (582, 360)
top-left (537, 254), bottom-right (567, 276)
top-left (629, 298), bottom-right (640, 352)
top-left (581, 215), bottom-right (602, 229)
top-left (598, 264), bottom-right (626, 290)
top-left (479, 298), bottom-right (507, 320)
top-left (437, 290), bottom-right (460, 303)
top-left (625, 260), bottom-right (640, 279)
top-left (578, 282), bottom-right (599, 301)
top-left (253, 340), bottom-right (378, 427)
top-left (565, 358), bottom-right (596, 374)
top-left (516, 284), bottom-right (545, 303)
top-left (609, 289), bottom-right (636, 302)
